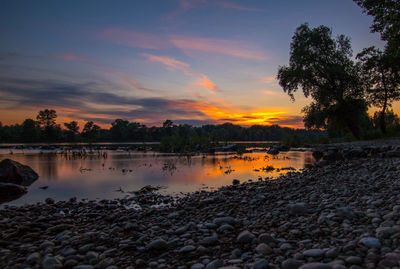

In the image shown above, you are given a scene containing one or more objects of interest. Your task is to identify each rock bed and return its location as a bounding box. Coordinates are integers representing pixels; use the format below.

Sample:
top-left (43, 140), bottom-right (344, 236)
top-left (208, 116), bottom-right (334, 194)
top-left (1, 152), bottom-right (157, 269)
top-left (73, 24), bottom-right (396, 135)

top-left (2, 155), bottom-right (400, 268)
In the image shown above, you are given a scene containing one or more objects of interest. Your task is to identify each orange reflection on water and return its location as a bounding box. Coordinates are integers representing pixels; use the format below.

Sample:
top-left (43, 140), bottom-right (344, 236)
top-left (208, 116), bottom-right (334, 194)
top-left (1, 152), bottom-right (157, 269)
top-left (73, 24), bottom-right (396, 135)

top-left (0, 150), bottom-right (314, 205)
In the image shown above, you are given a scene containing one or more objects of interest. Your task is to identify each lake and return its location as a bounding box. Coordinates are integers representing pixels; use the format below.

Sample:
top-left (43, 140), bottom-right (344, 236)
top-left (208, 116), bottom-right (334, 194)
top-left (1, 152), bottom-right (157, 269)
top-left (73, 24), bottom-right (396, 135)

top-left (0, 148), bottom-right (315, 206)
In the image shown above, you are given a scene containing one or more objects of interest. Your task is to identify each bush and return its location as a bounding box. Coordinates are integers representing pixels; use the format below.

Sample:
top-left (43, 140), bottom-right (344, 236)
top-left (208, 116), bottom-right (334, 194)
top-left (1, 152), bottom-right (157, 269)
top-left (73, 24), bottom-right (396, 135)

top-left (280, 134), bottom-right (304, 147)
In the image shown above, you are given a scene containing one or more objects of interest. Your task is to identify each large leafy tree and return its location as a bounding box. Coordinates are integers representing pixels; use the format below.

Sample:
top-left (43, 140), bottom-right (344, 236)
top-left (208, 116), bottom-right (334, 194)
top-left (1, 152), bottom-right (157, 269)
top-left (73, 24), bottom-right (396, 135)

top-left (277, 23), bottom-right (367, 138)
top-left (81, 121), bottom-right (100, 140)
top-left (354, 0), bottom-right (400, 59)
top-left (36, 109), bottom-right (57, 129)
top-left (36, 109), bottom-right (60, 140)
top-left (64, 121), bottom-right (80, 140)
top-left (357, 46), bottom-right (400, 133)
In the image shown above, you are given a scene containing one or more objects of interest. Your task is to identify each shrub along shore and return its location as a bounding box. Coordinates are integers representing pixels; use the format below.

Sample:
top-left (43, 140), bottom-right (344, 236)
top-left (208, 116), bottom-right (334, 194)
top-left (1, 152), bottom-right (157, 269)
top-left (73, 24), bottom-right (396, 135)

top-left (2, 142), bottom-right (400, 268)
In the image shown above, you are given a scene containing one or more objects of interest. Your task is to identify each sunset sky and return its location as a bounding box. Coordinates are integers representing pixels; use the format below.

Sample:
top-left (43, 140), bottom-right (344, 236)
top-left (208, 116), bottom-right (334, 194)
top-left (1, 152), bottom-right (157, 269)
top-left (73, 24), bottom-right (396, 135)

top-left (0, 0), bottom-right (386, 128)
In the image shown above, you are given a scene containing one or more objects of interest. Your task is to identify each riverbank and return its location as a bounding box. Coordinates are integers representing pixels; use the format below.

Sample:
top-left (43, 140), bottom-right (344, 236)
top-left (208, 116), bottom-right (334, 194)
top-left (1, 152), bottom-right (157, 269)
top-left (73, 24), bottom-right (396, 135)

top-left (1, 148), bottom-right (400, 268)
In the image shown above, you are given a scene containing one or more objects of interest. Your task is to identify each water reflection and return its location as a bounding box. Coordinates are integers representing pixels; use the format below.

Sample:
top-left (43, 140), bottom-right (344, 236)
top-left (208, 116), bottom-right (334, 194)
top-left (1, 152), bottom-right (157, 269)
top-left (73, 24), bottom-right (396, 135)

top-left (0, 149), bottom-right (314, 206)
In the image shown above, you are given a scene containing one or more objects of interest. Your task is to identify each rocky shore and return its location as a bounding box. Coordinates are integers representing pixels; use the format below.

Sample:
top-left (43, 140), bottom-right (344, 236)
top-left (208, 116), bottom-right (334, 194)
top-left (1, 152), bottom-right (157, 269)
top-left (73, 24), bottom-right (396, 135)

top-left (2, 145), bottom-right (400, 268)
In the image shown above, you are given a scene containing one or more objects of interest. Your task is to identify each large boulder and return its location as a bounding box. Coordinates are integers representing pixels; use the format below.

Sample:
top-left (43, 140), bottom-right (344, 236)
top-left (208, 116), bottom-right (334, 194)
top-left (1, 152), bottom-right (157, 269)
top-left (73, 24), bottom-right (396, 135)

top-left (0, 159), bottom-right (39, 186)
top-left (0, 183), bottom-right (27, 203)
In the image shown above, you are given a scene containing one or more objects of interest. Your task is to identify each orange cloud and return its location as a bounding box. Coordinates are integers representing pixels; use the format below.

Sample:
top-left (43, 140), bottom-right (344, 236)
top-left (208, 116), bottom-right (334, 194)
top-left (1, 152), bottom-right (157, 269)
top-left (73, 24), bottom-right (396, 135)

top-left (142, 53), bottom-right (220, 93)
top-left (261, 76), bottom-right (277, 83)
top-left (170, 35), bottom-right (268, 61)
top-left (261, 90), bottom-right (278, 95)
top-left (195, 76), bottom-right (220, 93)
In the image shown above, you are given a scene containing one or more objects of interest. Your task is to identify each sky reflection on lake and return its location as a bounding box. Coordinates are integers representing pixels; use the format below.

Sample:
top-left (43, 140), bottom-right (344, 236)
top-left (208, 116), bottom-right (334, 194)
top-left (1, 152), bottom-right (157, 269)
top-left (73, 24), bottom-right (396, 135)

top-left (0, 149), bottom-right (314, 206)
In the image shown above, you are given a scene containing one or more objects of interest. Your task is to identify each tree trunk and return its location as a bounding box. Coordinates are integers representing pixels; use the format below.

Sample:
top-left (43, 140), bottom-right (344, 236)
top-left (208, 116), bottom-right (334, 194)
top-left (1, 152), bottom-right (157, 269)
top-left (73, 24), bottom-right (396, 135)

top-left (380, 71), bottom-right (388, 134)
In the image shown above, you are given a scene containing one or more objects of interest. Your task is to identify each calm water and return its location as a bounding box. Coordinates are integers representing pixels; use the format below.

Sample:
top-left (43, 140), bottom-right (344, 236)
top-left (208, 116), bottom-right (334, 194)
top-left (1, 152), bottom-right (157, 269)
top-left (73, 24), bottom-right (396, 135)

top-left (0, 149), bottom-right (314, 206)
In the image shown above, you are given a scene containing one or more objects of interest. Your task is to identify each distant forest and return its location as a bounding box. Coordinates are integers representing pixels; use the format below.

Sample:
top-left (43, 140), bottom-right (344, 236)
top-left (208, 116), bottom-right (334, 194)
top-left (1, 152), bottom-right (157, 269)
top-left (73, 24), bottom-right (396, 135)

top-left (0, 109), bottom-right (324, 143)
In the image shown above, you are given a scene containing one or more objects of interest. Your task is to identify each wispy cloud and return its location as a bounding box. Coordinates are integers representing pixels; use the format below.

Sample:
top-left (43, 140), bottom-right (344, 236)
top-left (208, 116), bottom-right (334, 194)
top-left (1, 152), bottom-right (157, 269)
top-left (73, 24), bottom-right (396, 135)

top-left (50, 53), bottom-right (158, 93)
top-left (261, 90), bottom-right (278, 95)
top-left (95, 28), bottom-right (269, 62)
top-left (170, 35), bottom-right (268, 61)
top-left (261, 76), bottom-right (277, 84)
top-left (216, 1), bottom-right (268, 13)
top-left (142, 53), bottom-right (220, 93)
top-left (96, 28), bottom-right (168, 49)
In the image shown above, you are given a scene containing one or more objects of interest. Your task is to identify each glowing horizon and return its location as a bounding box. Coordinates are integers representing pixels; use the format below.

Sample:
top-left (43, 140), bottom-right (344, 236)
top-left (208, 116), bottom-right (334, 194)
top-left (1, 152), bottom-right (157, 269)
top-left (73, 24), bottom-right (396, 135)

top-left (0, 0), bottom-right (388, 129)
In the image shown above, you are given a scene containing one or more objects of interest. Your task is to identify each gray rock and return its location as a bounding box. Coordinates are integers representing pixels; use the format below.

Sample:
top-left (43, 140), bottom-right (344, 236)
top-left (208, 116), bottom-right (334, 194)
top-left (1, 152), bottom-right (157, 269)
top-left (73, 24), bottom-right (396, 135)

top-left (200, 235), bottom-right (219, 246)
top-left (72, 266), bottom-right (93, 269)
top-left (252, 259), bottom-right (269, 269)
top-left (206, 259), bottom-right (223, 269)
top-left (280, 243), bottom-right (293, 251)
top-left (359, 237), bottom-right (381, 248)
top-left (255, 243), bottom-right (272, 255)
top-left (376, 227), bottom-right (399, 238)
top-left (288, 202), bottom-right (308, 215)
top-left (237, 230), bottom-right (255, 243)
top-left (299, 263), bottom-right (332, 269)
top-left (282, 259), bottom-right (304, 269)
top-left (42, 255), bottom-right (62, 269)
top-left (303, 249), bottom-right (325, 257)
top-left (258, 233), bottom-right (275, 244)
top-left (26, 252), bottom-right (40, 264)
top-left (213, 217), bottom-right (236, 225)
top-left (0, 158), bottom-right (39, 186)
top-left (179, 245), bottom-right (196, 253)
top-left (345, 256), bottom-right (362, 265)
top-left (232, 179), bottom-right (240, 185)
top-left (146, 238), bottom-right (168, 250)
top-left (191, 263), bottom-right (205, 269)
top-left (0, 183), bottom-right (27, 203)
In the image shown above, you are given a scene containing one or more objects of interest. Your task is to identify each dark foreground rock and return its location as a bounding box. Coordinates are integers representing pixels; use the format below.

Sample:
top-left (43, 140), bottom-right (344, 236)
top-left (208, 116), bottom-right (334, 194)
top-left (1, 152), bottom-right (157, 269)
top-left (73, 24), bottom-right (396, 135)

top-left (0, 183), bottom-right (27, 203)
top-left (0, 158), bottom-right (39, 186)
top-left (2, 156), bottom-right (400, 268)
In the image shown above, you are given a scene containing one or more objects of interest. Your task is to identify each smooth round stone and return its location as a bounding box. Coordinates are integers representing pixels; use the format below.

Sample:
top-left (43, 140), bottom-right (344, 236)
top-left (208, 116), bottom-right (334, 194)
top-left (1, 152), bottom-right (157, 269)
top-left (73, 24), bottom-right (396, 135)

top-left (232, 179), bottom-right (240, 185)
top-left (359, 237), bottom-right (381, 248)
top-left (288, 202), bottom-right (308, 215)
top-left (191, 263), bottom-right (205, 269)
top-left (282, 259), bottom-right (304, 269)
top-left (146, 239), bottom-right (168, 250)
top-left (280, 243), bottom-right (293, 251)
top-left (255, 243), bottom-right (272, 255)
top-left (64, 260), bottom-right (78, 268)
top-left (237, 230), bottom-right (255, 243)
top-left (72, 265), bottom-right (93, 269)
top-left (252, 259), bottom-right (269, 269)
top-left (26, 252), bottom-right (40, 264)
top-left (345, 256), bottom-right (362, 265)
top-left (303, 249), bottom-right (325, 257)
top-left (206, 259), bottom-right (223, 269)
top-left (42, 255), bottom-right (62, 269)
top-left (298, 263), bottom-right (332, 269)
top-left (179, 245), bottom-right (196, 253)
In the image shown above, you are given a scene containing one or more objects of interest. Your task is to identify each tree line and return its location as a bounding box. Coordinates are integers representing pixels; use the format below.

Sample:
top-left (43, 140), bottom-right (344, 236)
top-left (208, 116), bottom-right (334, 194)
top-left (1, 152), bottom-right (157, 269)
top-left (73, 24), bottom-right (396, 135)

top-left (0, 109), bottom-right (325, 143)
top-left (277, 0), bottom-right (400, 139)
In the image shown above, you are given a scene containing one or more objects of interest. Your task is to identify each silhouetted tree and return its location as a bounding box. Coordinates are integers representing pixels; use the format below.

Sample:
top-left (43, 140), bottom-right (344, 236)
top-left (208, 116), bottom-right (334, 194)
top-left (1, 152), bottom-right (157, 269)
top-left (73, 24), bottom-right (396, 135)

top-left (36, 109), bottom-right (59, 140)
top-left (372, 109), bottom-right (400, 130)
top-left (277, 23), bottom-right (367, 139)
top-left (81, 121), bottom-right (100, 140)
top-left (354, 0), bottom-right (400, 67)
top-left (21, 119), bottom-right (39, 142)
top-left (110, 119), bottom-right (129, 140)
top-left (357, 46), bottom-right (400, 133)
top-left (36, 109), bottom-right (57, 128)
top-left (64, 121), bottom-right (80, 141)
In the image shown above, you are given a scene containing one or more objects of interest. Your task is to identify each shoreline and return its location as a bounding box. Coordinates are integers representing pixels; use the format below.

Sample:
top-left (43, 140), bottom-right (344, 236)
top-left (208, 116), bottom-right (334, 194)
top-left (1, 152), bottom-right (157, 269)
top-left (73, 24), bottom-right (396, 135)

top-left (2, 145), bottom-right (400, 268)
